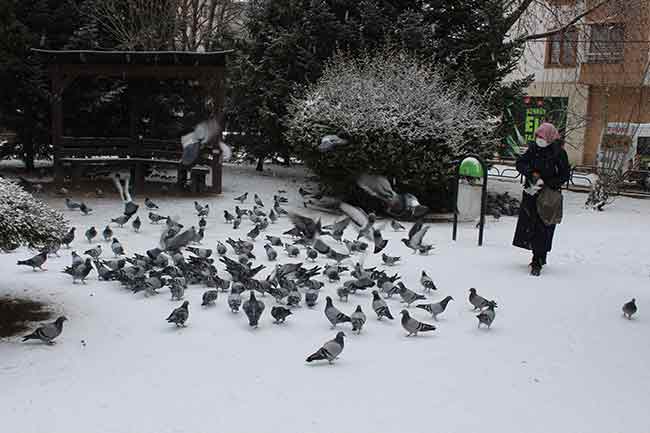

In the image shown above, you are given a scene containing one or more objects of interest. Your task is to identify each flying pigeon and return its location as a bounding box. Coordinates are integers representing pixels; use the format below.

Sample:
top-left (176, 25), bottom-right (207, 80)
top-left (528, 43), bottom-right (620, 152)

top-left (324, 296), bottom-right (351, 328)
top-left (166, 301), bottom-right (189, 327)
top-left (623, 298), bottom-right (637, 319)
top-left (420, 271), bottom-right (437, 292)
top-left (416, 296), bottom-right (453, 321)
top-left (201, 290), bottom-right (219, 306)
top-left (17, 251), bottom-right (47, 271)
top-left (397, 282), bottom-right (425, 307)
top-left (371, 290), bottom-right (394, 320)
top-left (22, 316), bottom-right (67, 344)
top-left (234, 192), bottom-right (248, 203)
top-left (401, 220), bottom-right (430, 253)
top-left (271, 306), bottom-right (292, 323)
top-left (144, 198), bottom-right (159, 209)
top-left (61, 227), bottom-right (75, 248)
top-left (469, 288), bottom-right (489, 311)
top-left (243, 291), bottom-right (265, 328)
top-left (85, 226), bottom-right (97, 243)
top-left (132, 216), bottom-right (141, 232)
top-left (306, 331), bottom-right (345, 364)
top-left (476, 300), bottom-right (497, 329)
top-left (350, 305), bottom-right (367, 334)
top-left (165, 227), bottom-right (197, 251)
top-left (400, 310), bottom-right (436, 336)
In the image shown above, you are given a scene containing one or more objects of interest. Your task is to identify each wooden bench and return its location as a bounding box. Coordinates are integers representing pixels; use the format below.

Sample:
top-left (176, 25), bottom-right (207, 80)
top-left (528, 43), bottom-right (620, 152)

top-left (56, 136), bottom-right (221, 193)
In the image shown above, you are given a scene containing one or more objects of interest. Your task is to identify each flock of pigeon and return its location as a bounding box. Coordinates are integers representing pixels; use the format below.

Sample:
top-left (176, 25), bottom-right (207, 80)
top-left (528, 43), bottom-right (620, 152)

top-left (16, 187), bottom-right (639, 364)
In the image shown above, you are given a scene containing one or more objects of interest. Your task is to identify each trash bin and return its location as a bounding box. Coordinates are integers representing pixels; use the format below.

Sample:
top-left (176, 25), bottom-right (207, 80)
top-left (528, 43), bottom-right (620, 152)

top-left (456, 157), bottom-right (485, 222)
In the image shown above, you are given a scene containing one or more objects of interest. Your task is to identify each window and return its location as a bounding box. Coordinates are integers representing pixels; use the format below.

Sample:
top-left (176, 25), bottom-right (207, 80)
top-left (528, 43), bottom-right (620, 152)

top-left (587, 23), bottom-right (625, 63)
top-left (546, 27), bottom-right (578, 67)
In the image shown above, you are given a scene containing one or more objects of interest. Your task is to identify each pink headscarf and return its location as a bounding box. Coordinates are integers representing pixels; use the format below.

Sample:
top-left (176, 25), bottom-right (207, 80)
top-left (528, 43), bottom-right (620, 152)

top-left (535, 122), bottom-right (560, 144)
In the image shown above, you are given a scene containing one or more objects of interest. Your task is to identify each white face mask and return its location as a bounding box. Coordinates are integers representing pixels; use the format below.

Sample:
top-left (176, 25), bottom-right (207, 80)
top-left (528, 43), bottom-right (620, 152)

top-left (536, 138), bottom-right (549, 148)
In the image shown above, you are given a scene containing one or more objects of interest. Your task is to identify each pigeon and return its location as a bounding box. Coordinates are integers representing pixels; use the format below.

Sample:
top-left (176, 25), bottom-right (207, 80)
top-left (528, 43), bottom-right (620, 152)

top-left (254, 194), bottom-right (265, 207)
top-left (63, 258), bottom-right (93, 283)
top-left (192, 227), bottom-right (205, 244)
top-left (235, 206), bottom-right (249, 218)
top-left (224, 210), bottom-right (236, 223)
top-left (17, 251), bottom-right (47, 271)
top-left (216, 241), bottom-right (228, 256)
top-left (187, 247), bottom-right (212, 259)
top-left (391, 220), bottom-right (405, 231)
top-left (397, 282), bottom-right (425, 307)
top-left (71, 250), bottom-right (83, 267)
top-left (84, 245), bottom-right (102, 259)
top-left (274, 195), bottom-right (288, 204)
top-left (149, 212), bottom-right (167, 224)
top-left (65, 198), bottom-right (81, 210)
top-left (350, 305), bottom-right (367, 334)
top-left (289, 212), bottom-right (326, 242)
top-left (168, 277), bottom-right (186, 301)
top-left (266, 235), bottom-right (283, 246)
top-left (285, 244), bottom-right (300, 257)
top-left (623, 298), bottom-right (637, 319)
top-left (327, 249), bottom-right (350, 263)
top-left (22, 316), bottom-right (67, 344)
top-left (144, 198), bottom-right (159, 209)
top-left (165, 227), bottom-right (197, 251)
top-left (247, 224), bottom-right (261, 240)
top-left (401, 220), bottom-right (430, 253)
top-left (476, 300), bottom-right (497, 328)
top-left (469, 288), bottom-right (489, 310)
top-left (305, 288), bottom-right (319, 308)
top-left (79, 202), bottom-right (92, 215)
top-left (287, 289), bottom-right (302, 307)
top-left (306, 331), bottom-right (345, 364)
top-left (233, 218), bottom-right (241, 230)
top-left (271, 306), bottom-right (292, 323)
top-left (197, 204), bottom-right (210, 218)
top-left (234, 192), bottom-right (248, 203)
top-left (228, 288), bottom-right (242, 313)
top-left (400, 310), bottom-right (436, 336)
top-left (372, 228), bottom-right (388, 254)
top-left (111, 215), bottom-right (130, 227)
top-left (61, 227), bottom-right (75, 248)
top-left (201, 290), bottom-right (219, 306)
top-left (198, 217), bottom-right (207, 230)
top-left (274, 201), bottom-right (288, 216)
top-left (306, 247), bottom-right (318, 261)
top-left (420, 271), bottom-right (437, 292)
top-left (269, 209), bottom-right (278, 223)
top-left (166, 301), bottom-right (189, 327)
top-left (382, 253), bottom-right (400, 266)
top-left (324, 296), bottom-right (351, 328)
top-left (123, 201), bottom-right (139, 218)
top-left (85, 226), bottom-right (97, 243)
top-left (101, 225), bottom-right (113, 242)
top-left (337, 286), bottom-right (350, 302)
top-left (371, 290), bottom-right (394, 320)
top-left (243, 291), bottom-right (265, 328)
top-left (132, 216), bottom-right (141, 232)
top-left (416, 296), bottom-right (453, 321)
top-left (111, 238), bottom-right (124, 256)
top-left (264, 244), bottom-right (278, 261)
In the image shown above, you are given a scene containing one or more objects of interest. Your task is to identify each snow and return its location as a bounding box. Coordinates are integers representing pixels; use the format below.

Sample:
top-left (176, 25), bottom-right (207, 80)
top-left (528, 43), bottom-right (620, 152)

top-left (1, 164), bottom-right (650, 433)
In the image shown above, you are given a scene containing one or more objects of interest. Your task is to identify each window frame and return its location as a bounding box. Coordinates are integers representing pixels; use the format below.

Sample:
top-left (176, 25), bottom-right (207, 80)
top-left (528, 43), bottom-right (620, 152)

top-left (544, 26), bottom-right (579, 68)
top-left (586, 23), bottom-right (625, 64)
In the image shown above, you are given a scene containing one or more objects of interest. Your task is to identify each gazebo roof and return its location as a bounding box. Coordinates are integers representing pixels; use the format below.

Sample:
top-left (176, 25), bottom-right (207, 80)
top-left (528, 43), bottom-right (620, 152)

top-left (32, 48), bottom-right (231, 67)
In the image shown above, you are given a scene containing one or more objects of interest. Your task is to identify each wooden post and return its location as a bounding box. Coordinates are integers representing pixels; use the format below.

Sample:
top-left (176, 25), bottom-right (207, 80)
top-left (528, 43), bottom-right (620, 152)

top-left (51, 66), bottom-right (64, 186)
top-left (210, 70), bottom-right (225, 194)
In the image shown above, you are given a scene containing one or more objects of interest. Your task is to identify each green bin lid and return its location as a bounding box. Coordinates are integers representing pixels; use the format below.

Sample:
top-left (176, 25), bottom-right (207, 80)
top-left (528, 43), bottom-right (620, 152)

top-left (459, 157), bottom-right (484, 178)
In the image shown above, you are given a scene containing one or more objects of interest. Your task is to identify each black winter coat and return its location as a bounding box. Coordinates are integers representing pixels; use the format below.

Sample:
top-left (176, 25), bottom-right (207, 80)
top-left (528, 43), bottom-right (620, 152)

top-left (512, 140), bottom-right (570, 253)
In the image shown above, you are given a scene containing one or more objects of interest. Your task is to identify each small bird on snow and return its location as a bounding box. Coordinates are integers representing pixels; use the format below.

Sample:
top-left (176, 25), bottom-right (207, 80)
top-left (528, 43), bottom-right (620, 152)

top-left (271, 306), bottom-right (292, 323)
top-left (166, 301), bottom-right (189, 327)
top-left (111, 238), bottom-right (124, 256)
top-left (420, 271), bottom-right (437, 292)
top-left (391, 220), bottom-right (405, 231)
top-left (400, 310), bottom-right (436, 336)
top-left (306, 331), bottom-right (345, 364)
top-left (622, 298), bottom-right (637, 319)
top-left (350, 305), bottom-right (367, 334)
top-left (469, 288), bottom-right (489, 310)
top-left (382, 253), bottom-right (400, 266)
top-left (397, 282), bottom-right (425, 307)
top-left (102, 225), bottom-right (113, 242)
top-left (201, 290), bottom-right (219, 306)
top-left (234, 192), bottom-right (248, 203)
top-left (84, 244), bottom-right (102, 259)
top-left (22, 316), bottom-right (67, 344)
top-left (476, 300), bottom-right (497, 329)
top-left (325, 296), bottom-right (351, 328)
top-left (371, 290), bottom-right (394, 320)
top-left (415, 296), bottom-right (453, 321)
top-left (144, 197), bottom-right (159, 209)
top-left (85, 226), bottom-right (97, 243)
top-left (17, 251), bottom-right (48, 271)
top-left (243, 291), bottom-right (265, 328)
top-left (132, 216), bottom-right (141, 232)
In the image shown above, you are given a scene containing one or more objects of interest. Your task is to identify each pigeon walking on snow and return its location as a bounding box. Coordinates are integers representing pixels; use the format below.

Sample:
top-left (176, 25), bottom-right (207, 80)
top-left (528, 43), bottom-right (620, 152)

top-left (350, 305), bottom-right (367, 334)
top-left (111, 238), bottom-right (124, 256)
top-left (254, 194), bottom-right (264, 207)
top-left (22, 316), bottom-right (67, 344)
top-left (228, 288), bottom-right (242, 313)
top-left (65, 198), bottom-right (81, 211)
top-left (243, 292), bottom-right (265, 328)
top-left (382, 253), bottom-right (400, 266)
top-left (216, 241), bottom-right (228, 256)
top-left (201, 290), bottom-right (219, 306)
top-left (132, 216), bottom-right (141, 232)
top-left (623, 298), bottom-right (637, 319)
top-left (102, 225), bottom-right (113, 242)
top-left (234, 192), bottom-right (248, 203)
top-left (61, 227), bottom-right (75, 248)
top-left (149, 212), bottom-right (167, 224)
top-left (476, 301), bottom-right (497, 329)
top-left (371, 290), bottom-right (394, 320)
top-left (84, 245), bottom-right (102, 259)
top-left (325, 296), bottom-right (351, 328)
top-left (111, 215), bottom-right (130, 227)
top-left (17, 251), bottom-right (47, 271)
top-left (166, 301), bottom-right (189, 327)
top-left (85, 226), bottom-right (97, 243)
top-left (469, 288), bottom-right (489, 310)
top-left (63, 258), bottom-right (93, 283)
top-left (420, 271), bottom-right (437, 292)
top-left (144, 198), bottom-right (159, 209)
top-left (400, 310), bottom-right (436, 336)
top-left (305, 288), bottom-right (319, 308)
top-left (306, 331), bottom-right (345, 364)
top-left (397, 282), bottom-right (425, 307)
top-left (79, 202), bottom-right (92, 215)
top-left (391, 220), bottom-right (405, 231)
top-left (271, 306), bottom-right (292, 323)
top-left (416, 296), bottom-right (453, 321)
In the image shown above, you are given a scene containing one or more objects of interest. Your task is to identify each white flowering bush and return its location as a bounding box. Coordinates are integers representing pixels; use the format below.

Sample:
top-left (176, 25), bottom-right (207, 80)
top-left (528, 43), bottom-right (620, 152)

top-left (0, 178), bottom-right (67, 249)
top-left (285, 48), bottom-right (498, 207)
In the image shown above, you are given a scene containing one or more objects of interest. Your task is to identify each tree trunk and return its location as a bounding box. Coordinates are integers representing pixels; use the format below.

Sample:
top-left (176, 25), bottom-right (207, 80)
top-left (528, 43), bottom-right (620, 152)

top-left (22, 105), bottom-right (35, 171)
top-left (256, 156), bottom-right (264, 172)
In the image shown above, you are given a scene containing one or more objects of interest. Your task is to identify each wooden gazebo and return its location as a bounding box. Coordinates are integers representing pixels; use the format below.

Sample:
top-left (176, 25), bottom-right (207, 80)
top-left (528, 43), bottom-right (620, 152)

top-left (33, 48), bottom-right (231, 193)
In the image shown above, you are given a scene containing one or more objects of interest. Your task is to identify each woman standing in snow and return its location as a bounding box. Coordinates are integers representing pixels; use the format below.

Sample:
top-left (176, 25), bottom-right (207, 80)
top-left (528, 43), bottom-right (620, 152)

top-left (513, 122), bottom-right (570, 276)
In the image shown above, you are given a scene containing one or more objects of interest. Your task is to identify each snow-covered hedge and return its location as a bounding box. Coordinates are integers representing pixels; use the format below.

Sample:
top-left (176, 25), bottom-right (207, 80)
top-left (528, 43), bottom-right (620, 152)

top-left (285, 49), bottom-right (498, 208)
top-left (0, 177), bottom-right (67, 248)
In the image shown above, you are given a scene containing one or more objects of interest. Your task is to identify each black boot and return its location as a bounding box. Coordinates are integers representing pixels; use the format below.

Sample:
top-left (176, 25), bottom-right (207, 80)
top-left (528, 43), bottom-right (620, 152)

top-left (530, 254), bottom-right (543, 276)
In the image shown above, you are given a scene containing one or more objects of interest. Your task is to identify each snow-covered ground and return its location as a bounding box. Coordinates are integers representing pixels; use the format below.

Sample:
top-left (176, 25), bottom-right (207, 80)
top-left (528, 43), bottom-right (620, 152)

top-left (1, 164), bottom-right (649, 433)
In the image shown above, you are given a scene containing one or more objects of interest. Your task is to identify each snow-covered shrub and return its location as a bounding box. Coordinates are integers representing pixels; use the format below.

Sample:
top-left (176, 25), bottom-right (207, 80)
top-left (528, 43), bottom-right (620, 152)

top-left (0, 177), bottom-right (67, 249)
top-left (285, 48), bottom-right (498, 208)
